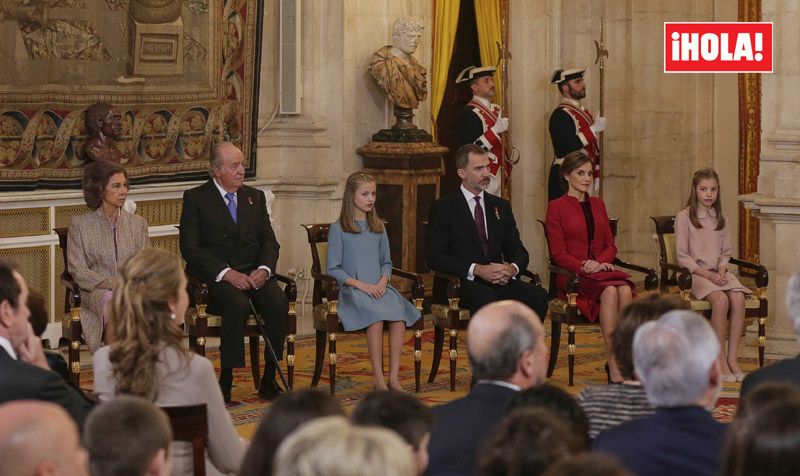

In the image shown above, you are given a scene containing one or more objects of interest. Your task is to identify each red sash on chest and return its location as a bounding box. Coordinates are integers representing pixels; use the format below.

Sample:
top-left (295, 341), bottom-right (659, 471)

top-left (467, 100), bottom-right (504, 176)
top-left (559, 103), bottom-right (601, 170)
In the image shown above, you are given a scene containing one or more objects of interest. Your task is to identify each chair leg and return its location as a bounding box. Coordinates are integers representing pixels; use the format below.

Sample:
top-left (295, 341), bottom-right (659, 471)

top-left (449, 328), bottom-right (458, 391)
top-left (414, 329), bottom-right (422, 393)
top-left (68, 340), bottom-right (80, 388)
top-left (249, 336), bottom-right (260, 389)
top-left (758, 317), bottom-right (766, 368)
top-left (328, 333), bottom-right (337, 396)
top-left (310, 330), bottom-right (326, 387)
top-left (568, 324), bottom-right (576, 386)
top-left (287, 334), bottom-right (295, 390)
top-left (547, 320), bottom-right (562, 378)
top-left (428, 325), bottom-right (444, 383)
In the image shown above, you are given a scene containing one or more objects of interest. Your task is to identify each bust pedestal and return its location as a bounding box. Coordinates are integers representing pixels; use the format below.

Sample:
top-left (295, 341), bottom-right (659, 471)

top-left (357, 141), bottom-right (447, 273)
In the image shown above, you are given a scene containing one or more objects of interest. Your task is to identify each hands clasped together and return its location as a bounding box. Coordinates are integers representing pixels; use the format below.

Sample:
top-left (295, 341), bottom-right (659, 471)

top-left (581, 260), bottom-right (615, 274)
top-left (222, 268), bottom-right (270, 291)
top-left (475, 262), bottom-right (517, 285)
top-left (701, 265), bottom-right (730, 287)
top-left (353, 276), bottom-right (389, 300)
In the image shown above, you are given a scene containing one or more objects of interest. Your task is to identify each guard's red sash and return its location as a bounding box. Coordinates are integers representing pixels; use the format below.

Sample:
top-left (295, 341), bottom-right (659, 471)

top-left (467, 100), bottom-right (505, 176)
top-left (559, 102), bottom-right (601, 175)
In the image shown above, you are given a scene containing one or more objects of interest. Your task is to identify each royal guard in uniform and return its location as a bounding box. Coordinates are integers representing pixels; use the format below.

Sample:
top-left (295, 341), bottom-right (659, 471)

top-left (455, 65), bottom-right (508, 196)
top-left (548, 68), bottom-right (606, 201)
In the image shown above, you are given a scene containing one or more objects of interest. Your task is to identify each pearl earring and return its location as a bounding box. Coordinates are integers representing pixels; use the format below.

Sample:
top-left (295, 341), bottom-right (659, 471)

top-left (170, 313), bottom-right (176, 320)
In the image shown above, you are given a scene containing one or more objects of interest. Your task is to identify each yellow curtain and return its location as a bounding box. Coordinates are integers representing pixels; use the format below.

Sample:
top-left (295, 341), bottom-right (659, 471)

top-left (473, 0), bottom-right (503, 108)
top-left (430, 0), bottom-right (460, 141)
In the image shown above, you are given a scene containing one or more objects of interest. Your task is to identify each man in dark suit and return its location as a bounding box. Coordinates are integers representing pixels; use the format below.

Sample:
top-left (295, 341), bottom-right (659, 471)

top-left (741, 273), bottom-right (800, 396)
top-left (426, 143), bottom-right (548, 318)
top-left (594, 310), bottom-right (727, 476)
top-left (426, 300), bottom-right (547, 476)
top-left (0, 258), bottom-right (93, 428)
top-left (180, 141), bottom-right (288, 402)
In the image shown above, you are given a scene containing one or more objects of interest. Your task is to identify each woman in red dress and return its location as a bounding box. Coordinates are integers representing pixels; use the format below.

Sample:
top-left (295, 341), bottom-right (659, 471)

top-left (545, 151), bottom-right (633, 382)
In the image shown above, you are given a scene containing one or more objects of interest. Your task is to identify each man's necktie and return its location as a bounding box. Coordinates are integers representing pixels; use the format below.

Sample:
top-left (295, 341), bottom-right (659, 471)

top-left (474, 196), bottom-right (489, 257)
top-left (225, 192), bottom-right (238, 223)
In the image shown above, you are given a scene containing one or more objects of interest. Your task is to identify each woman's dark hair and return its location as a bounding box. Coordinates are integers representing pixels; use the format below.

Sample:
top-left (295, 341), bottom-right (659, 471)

top-left (352, 391), bottom-right (433, 449)
top-left (506, 384), bottom-right (590, 449)
top-left (736, 381), bottom-right (800, 420)
top-left (560, 150), bottom-right (593, 177)
top-left (541, 453), bottom-right (633, 476)
top-left (26, 288), bottom-right (48, 337)
top-left (82, 161), bottom-right (127, 210)
top-left (479, 407), bottom-right (580, 476)
top-left (611, 294), bottom-right (688, 380)
top-left (240, 389), bottom-right (344, 476)
top-left (721, 399), bottom-right (800, 476)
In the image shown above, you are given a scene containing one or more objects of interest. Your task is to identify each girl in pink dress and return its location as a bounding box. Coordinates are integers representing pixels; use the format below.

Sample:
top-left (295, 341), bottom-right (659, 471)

top-left (675, 168), bottom-right (750, 382)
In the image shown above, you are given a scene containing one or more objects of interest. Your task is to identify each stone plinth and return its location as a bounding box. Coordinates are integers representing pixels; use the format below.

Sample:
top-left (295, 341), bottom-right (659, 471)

top-left (357, 141), bottom-right (447, 273)
top-left (740, 193), bottom-right (800, 358)
top-left (130, 17), bottom-right (184, 76)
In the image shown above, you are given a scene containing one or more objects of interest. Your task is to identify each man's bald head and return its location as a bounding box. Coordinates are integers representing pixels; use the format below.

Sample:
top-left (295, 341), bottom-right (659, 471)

top-left (0, 401), bottom-right (88, 476)
top-left (467, 300), bottom-right (546, 389)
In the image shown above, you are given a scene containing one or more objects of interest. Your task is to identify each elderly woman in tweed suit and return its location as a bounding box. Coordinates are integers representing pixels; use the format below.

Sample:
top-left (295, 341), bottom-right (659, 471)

top-left (68, 161), bottom-right (149, 352)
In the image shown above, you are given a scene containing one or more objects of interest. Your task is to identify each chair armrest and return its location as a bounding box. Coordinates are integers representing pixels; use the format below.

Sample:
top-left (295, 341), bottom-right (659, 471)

top-left (548, 264), bottom-right (580, 294)
top-left (613, 258), bottom-right (659, 291)
top-left (520, 269), bottom-right (542, 288)
top-left (312, 272), bottom-right (340, 301)
top-left (392, 268), bottom-right (425, 300)
top-left (658, 261), bottom-right (693, 292)
top-left (431, 271), bottom-right (462, 300)
top-left (272, 273), bottom-right (298, 301)
top-left (729, 257), bottom-right (769, 289)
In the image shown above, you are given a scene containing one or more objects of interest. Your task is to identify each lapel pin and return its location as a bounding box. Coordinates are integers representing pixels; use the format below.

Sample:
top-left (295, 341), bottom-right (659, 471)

top-left (248, 197), bottom-right (253, 205)
top-left (494, 206), bottom-right (500, 220)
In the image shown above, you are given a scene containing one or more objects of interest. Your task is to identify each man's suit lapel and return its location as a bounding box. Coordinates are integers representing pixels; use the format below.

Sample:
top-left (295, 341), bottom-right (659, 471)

top-left (203, 181), bottom-right (238, 237)
top-left (453, 192), bottom-right (484, 250)
top-left (484, 193), bottom-right (502, 255)
top-left (237, 187), bottom-right (256, 235)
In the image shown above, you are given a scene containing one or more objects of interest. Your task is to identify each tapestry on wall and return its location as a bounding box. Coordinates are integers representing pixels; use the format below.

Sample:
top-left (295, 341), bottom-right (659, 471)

top-left (0, 0), bottom-right (261, 189)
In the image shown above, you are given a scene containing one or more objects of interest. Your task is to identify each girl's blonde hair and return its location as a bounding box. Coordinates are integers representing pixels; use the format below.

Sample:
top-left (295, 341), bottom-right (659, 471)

top-left (686, 168), bottom-right (725, 230)
top-left (108, 248), bottom-right (186, 399)
top-left (339, 171), bottom-right (384, 234)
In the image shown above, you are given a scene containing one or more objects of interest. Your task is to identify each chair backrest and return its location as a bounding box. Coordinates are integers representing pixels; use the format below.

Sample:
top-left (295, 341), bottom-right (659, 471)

top-left (53, 227), bottom-right (75, 314)
top-left (161, 404), bottom-right (208, 476)
top-left (649, 216), bottom-right (679, 289)
top-left (301, 223), bottom-right (331, 306)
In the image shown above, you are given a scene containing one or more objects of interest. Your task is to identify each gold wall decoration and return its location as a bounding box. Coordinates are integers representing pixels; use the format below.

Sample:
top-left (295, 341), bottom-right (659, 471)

top-left (0, 207), bottom-right (49, 238)
top-left (0, 0), bottom-right (261, 188)
top-left (738, 0), bottom-right (761, 268)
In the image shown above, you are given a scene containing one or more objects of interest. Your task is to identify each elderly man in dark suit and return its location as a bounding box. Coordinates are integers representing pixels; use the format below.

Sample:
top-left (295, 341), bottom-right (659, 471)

top-left (426, 300), bottom-right (547, 476)
top-left (594, 310), bottom-right (727, 476)
top-left (180, 141), bottom-right (288, 402)
top-left (741, 273), bottom-right (800, 396)
top-left (0, 258), bottom-right (93, 427)
top-left (426, 143), bottom-right (548, 318)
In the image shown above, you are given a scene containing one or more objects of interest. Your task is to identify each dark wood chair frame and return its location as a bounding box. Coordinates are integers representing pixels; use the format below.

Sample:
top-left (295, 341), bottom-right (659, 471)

top-left (302, 223), bottom-right (425, 395)
top-left (426, 268), bottom-right (544, 391)
top-left (54, 227), bottom-right (83, 388)
top-left (650, 215), bottom-right (769, 367)
top-left (162, 404), bottom-right (208, 476)
top-left (185, 274), bottom-right (298, 390)
top-left (538, 219), bottom-right (659, 386)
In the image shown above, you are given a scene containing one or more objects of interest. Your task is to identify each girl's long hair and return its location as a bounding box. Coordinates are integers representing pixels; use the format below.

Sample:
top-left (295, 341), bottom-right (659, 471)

top-left (339, 171), bottom-right (384, 234)
top-left (686, 168), bottom-right (725, 230)
top-left (108, 248), bottom-right (187, 400)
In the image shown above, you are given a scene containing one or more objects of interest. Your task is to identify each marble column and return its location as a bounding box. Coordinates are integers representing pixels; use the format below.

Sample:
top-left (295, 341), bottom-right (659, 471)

top-left (739, 0), bottom-right (800, 358)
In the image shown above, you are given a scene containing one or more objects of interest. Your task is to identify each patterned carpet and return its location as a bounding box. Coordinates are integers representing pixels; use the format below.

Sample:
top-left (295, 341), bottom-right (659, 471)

top-left (76, 324), bottom-right (756, 440)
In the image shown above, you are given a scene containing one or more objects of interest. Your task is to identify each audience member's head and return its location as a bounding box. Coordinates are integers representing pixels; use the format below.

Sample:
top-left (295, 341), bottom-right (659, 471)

top-left (272, 416), bottom-right (416, 476)
top-left (0, 257), bottom-right (32, 348)
top-left (541, 453), bottom-right (633, 476)
top-left (612, 294), bottom-right (688, 381)
top-left (26, 288), bottom-right (48, 338)
top-left (478, 407), bottom-right (580, 476)
top-left (352, 391), bottom-right (434, 474)
top-left (787, 273), bottom-right (800, 339)
top-left (83, 396), bottom-right (172, 476)
top-left (507, 384), bottom-right (590, 449)
top-left (467, 300), bottom-right (546, 389)
top-left (633, 310), bottom-right (721, 408)
top-left (735, 381), bottom-right (800, 420)
top-left (82, 160), bottom-right (128, 210)
top-left (721, 399), bottom-right (800, 476)
top-left (240, 389), bottom-right (344, 476)
top-left (108, 248), bottom-right (188, 399)
top-left (0, 401), bottom-right (89, 476)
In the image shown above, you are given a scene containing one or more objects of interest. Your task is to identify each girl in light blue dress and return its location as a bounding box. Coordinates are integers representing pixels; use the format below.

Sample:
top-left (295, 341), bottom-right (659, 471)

top-left (326, 172), bottom-right (420, 391)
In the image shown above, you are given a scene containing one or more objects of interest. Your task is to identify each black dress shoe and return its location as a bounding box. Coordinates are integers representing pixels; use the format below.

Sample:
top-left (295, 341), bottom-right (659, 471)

top-left (258, 379), bottom-right (284, 401)
top-left (219, 368), bottom-right (233, 403)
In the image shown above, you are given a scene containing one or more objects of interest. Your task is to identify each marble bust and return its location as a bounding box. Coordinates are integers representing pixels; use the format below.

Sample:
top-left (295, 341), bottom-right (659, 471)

top-left (368, 17), bottom-right (427, 110)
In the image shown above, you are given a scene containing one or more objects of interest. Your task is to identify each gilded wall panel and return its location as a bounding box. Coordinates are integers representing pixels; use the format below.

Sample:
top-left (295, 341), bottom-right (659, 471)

top-left (0, 207), bottom-right (49, 237)
top-left (137, 199), bottom-right (183, 226)
top-left (0, 246), bottom-right (50, 316)
top-left (55, 205), bottom-right (92, 229)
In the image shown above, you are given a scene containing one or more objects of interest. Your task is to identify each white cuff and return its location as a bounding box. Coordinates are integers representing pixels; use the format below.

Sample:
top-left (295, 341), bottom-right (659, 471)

top-left (467, 263), bottom-right (476, 281)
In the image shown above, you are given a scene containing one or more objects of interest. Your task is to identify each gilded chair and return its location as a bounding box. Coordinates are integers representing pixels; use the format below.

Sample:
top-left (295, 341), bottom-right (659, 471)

top-left (54, 227), bottom-right (83, 388)
top-left (650, 215), bottom-right (768, 367)
top-left (301, 223), bottom-right (425, 395)
top-left (538, 219), bottom-right (659, 386)
top-left (162, 404), bottom-right (208, 476)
